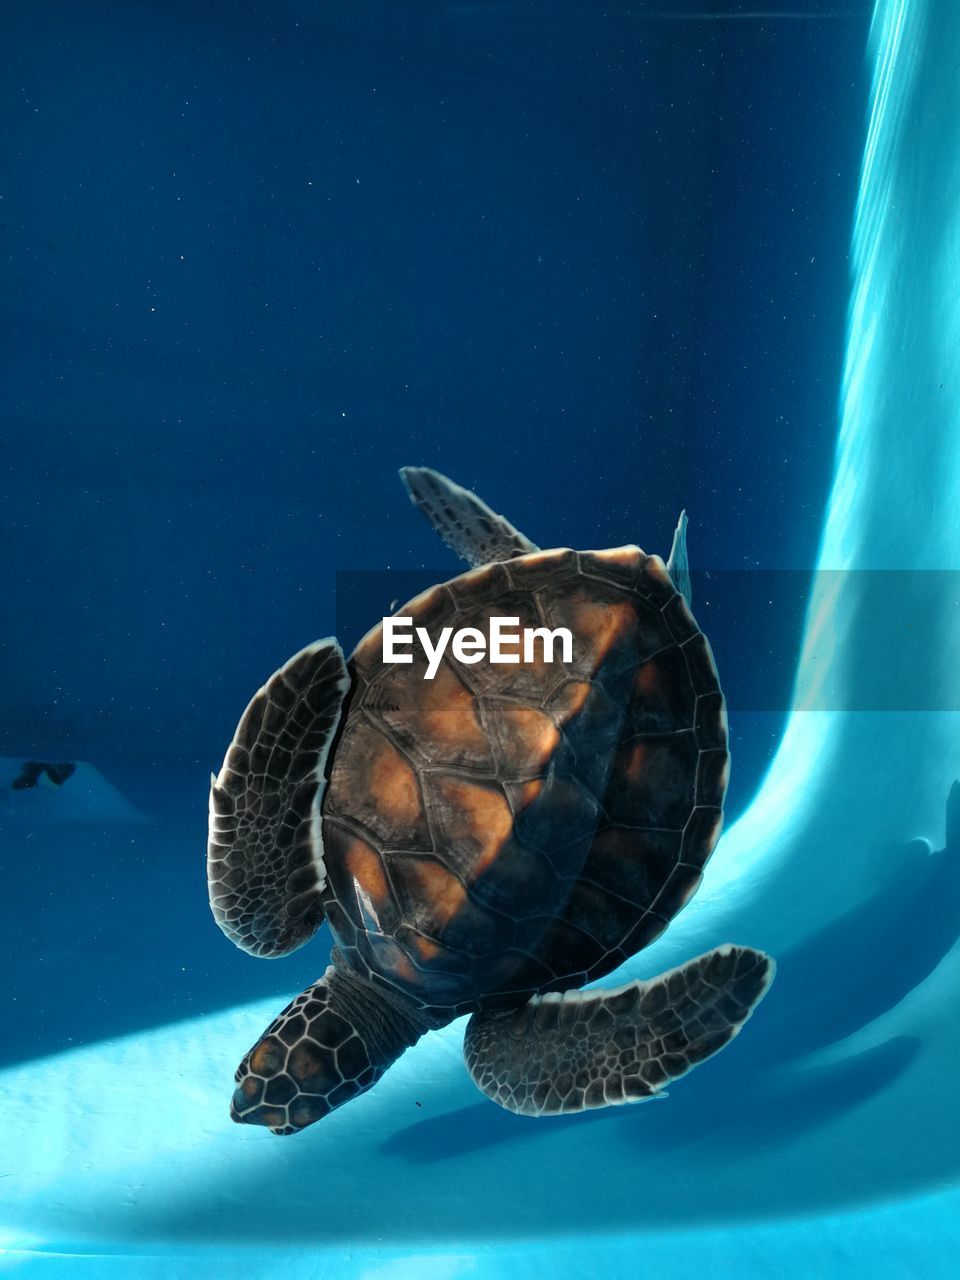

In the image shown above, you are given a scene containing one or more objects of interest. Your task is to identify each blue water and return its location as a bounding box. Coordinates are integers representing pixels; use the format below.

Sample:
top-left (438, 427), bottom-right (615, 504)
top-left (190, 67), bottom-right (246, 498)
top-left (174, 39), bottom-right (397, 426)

top-left (3, 0), bottom-right (960, 1275)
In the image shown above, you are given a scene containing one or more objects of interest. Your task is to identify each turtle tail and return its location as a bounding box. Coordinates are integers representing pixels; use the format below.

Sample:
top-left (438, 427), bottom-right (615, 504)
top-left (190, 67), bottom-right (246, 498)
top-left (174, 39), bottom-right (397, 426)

top-left (230, 960), bottom-right (433, 1134)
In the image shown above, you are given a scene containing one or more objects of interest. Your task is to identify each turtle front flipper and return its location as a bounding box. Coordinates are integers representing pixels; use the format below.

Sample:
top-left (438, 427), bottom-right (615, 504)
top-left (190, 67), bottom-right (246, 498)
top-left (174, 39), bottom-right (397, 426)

top-left (207, 638), bottom-right (349, 957)
top-left (231, 960), bottom-right (432, 1134)
top-left (463, 945), bottom-right (775, 1116)
top-left (400, 465), bottom-right (538, 567)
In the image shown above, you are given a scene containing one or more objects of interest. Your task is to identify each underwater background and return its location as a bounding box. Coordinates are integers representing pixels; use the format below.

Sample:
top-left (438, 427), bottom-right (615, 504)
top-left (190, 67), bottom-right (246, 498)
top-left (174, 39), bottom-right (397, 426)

top-left (3, 0), bottom-right (960, 1275)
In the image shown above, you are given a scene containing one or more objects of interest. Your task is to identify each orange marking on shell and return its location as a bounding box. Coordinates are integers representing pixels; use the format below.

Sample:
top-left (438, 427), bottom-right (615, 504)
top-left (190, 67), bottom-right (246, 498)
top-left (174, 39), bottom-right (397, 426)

top-left (410, 932), bottom-right (440, 961)
top-left (571, 596), bottom-right (636, 669)
top-left (401, 859), bottom-right (467, 928)
top-left (241, 1077), bottom-right (260, 1100)
top-left (417, 662), bottom-right (487, 755)
top-left (498, 705), bottom-right (560, 774)
top-left (634, 659), bottom-right (662, 698)
top-left (519, 779), bottom-right (542, 808)
top-left (343, 834), bottom-right (393, 918)
top-left (625, 741), bottom-right (650, 783)
top-left (432, 777), bottom-right (514, 878)
top-left (260, 1109), bottom-right (286, 1128)
top-left (368, 742), bottom-right (423, 829)
top-left (551, 680), bottom-right (592, 725)
top-left (391, 950), bottom-right (419, 983)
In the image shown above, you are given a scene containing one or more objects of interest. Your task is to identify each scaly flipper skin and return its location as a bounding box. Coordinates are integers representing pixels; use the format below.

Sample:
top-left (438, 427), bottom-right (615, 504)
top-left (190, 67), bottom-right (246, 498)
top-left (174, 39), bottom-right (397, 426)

top-left (400, 465), bottom-right (538, 567)
top-left (463, 945), bottom-right (775, 1115)
top-left (207, 638), bottom-right (349, 957)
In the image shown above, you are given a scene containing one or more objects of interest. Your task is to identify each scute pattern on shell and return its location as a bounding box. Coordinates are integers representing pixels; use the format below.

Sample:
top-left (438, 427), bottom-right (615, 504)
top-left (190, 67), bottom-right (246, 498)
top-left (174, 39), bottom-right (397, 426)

top-left (320, 545), bottom-right (729, 1017)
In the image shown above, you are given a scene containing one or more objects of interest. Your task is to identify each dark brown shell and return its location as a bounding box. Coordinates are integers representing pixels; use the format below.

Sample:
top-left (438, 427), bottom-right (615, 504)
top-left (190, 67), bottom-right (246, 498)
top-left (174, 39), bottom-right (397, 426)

top-left (320, 546), bottom-right (728, 1017)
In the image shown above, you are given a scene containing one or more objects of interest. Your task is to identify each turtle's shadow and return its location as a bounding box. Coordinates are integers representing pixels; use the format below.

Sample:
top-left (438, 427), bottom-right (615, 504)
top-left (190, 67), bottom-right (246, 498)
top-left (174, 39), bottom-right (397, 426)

top-left (382, 792), bottom-right (960, 1165)
top-left (381, 1034), bottom-right (921, 1165)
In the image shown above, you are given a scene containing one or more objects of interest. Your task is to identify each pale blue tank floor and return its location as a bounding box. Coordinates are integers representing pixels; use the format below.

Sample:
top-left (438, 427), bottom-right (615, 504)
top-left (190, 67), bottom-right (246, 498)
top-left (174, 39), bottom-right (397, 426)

top-left (6, 1190), bottom-right (960, 1279)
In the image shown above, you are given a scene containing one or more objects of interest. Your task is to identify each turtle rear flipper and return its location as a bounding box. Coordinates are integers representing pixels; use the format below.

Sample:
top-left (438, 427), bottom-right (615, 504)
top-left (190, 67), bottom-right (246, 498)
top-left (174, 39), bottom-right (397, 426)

top-left (400, 465), bottom-right (538, 567)
top-left (463, 945), bottom-right (775, 1116)
top-left (207, 638), bottom-right (349, 958)
top-left (666, 508), bottom-right (692, 606)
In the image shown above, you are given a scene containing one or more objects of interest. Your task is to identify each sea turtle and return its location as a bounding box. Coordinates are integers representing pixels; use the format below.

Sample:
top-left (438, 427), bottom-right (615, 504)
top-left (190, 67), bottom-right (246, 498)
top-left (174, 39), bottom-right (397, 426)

top-left (207, 467), bottom-right (775, 1134)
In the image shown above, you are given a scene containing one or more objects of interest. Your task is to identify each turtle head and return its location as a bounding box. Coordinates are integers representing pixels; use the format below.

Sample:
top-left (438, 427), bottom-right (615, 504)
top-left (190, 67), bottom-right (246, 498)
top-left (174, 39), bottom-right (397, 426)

top-left (229, 1028), bottom-right (349, 1136)
top-left (228, 968), bottom-right (426, 1135)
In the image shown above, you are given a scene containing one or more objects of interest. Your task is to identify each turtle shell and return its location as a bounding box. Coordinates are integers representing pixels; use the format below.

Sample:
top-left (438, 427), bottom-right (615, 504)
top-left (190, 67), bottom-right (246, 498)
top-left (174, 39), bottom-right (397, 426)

top-left (320, 546), bottom-right (728, 1018)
